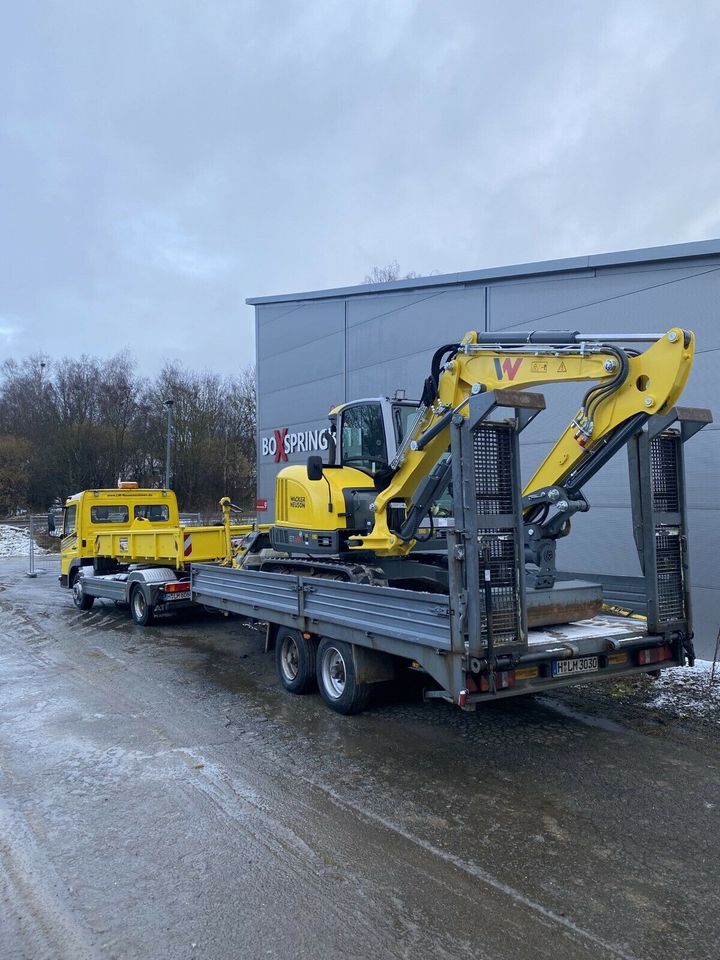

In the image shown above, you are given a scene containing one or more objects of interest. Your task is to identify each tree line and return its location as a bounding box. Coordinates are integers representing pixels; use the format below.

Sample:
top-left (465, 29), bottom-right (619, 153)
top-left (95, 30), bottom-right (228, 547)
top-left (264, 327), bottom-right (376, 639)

top-left (0, 352), bottom-right (256, 517)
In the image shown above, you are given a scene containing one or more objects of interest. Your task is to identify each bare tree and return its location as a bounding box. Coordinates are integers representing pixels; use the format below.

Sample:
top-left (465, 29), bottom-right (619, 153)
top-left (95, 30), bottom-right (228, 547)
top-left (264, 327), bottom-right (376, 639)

top-left (0, 352), bottom-right (258, 513)
top-left (364, 260), bottom-right (420, 284)
top-left (223, 366), bottom-right (256, 506)
top-left (0, 436), bottom-right (31, 514)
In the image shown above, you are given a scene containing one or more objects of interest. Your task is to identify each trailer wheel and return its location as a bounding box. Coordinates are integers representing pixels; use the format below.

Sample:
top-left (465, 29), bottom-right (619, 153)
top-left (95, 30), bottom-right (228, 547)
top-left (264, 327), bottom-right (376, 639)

top-left (71, 576), bottom-right (94, 611)
top-left (316, 638), bottom-right (371, 715)
top-left (130, 586), bottom-right (154, 626)
top-left (275, 628), bottom-right (318, 694)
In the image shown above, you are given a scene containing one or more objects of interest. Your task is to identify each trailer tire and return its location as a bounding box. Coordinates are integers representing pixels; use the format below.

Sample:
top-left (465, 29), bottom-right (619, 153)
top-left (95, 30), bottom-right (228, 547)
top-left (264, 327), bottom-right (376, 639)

top-left (71, 575), bottom-right (94, 611)
top-left (275, 628), bottom-right (318, 694)
top-left (316, 638), bottom-right (371, 715)
top-left (130, 586), bottom-right (154, 626)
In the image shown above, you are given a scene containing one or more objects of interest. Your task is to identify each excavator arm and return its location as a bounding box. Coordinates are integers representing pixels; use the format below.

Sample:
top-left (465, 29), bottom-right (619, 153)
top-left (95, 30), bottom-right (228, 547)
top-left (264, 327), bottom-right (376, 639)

top-left (351, 328), bottom-right (695, 558)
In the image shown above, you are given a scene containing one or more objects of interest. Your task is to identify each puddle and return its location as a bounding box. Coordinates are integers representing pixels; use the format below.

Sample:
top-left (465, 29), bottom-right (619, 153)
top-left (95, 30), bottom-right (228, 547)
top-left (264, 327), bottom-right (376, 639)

top-left (535, 697), bottom-right (628, 734)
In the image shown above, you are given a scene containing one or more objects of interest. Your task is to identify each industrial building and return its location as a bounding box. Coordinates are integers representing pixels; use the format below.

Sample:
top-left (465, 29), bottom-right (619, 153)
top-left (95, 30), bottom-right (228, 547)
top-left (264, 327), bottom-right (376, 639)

top-left (248, 239), bottom-right (719, 655)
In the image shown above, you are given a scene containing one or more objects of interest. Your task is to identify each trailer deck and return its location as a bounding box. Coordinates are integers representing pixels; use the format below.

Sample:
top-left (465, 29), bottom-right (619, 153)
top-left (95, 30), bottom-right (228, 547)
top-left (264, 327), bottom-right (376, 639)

top-left (191, 563), bottom-right (677, 706)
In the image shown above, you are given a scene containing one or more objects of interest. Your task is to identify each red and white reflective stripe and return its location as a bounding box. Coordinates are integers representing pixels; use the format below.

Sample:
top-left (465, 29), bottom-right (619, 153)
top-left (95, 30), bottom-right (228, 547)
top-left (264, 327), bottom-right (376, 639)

top-left (183, 533), bottom-right (192, 557)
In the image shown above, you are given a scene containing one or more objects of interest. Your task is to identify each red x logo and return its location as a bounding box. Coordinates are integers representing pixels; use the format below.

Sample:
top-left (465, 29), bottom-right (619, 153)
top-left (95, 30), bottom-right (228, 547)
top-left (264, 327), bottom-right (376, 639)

top-left (274, 427), bottom-right (288, 462)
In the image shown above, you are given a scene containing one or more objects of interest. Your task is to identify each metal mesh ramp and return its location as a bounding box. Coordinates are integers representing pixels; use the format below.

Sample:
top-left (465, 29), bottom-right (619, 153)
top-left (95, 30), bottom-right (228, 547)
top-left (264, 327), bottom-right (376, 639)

top-left (470, 423), bottom-right (522, 646)
top-left (650, 432), bottom-right (686, 624)
top-left (472, 424), bottom-right (514, 515)
top-left (650, 434), bottom-right (680, 513)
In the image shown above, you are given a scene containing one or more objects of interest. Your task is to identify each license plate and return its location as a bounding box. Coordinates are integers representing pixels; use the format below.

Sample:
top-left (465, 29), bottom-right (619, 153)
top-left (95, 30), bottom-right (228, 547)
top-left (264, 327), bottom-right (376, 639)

top-left (552, 656), bottom-right (599, 677)
top-left (166, 591), bottom-right (191, 601)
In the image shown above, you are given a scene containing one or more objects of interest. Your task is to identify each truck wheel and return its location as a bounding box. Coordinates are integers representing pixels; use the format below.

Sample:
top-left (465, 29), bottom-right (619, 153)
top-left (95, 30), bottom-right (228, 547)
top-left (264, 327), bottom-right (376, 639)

top-left (275, 628), bottom-right (318, 694)
top-left (130, 586), bottom-right (154, 626)
top-left (71, 575), bottom-right (94, 611)
top-left (316, 638), bottom-right (371, 715)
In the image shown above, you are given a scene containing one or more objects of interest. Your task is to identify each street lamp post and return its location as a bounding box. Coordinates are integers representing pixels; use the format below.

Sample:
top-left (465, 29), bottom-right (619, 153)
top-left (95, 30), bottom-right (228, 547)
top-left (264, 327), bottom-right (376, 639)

top-left (164, 399), bottom-right (174, 490)
top-left (27, 360), bottom-right (46, 578)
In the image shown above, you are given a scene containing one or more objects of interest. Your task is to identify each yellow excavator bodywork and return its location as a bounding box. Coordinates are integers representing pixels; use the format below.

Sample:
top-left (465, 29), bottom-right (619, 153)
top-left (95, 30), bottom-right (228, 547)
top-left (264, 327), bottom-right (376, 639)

top-left (273, 328), bottom-right (694, 557)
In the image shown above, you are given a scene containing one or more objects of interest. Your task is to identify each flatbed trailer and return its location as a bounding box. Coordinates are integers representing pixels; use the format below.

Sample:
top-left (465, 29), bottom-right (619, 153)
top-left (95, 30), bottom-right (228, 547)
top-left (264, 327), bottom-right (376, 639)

top-left (191, 393), bottom-right (711, 713)
top-left (191, 563), bottom-right (680, 709)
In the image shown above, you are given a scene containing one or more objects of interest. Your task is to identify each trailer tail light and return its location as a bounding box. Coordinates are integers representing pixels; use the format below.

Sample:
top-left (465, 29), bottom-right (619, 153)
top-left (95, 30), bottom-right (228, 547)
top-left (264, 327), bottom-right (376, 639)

top-left (164, 580), bottom-right (190, 593)
top-left (479, 670), bottom-right (515, 692)
top-left (637, 645), bottom-right (673, 666)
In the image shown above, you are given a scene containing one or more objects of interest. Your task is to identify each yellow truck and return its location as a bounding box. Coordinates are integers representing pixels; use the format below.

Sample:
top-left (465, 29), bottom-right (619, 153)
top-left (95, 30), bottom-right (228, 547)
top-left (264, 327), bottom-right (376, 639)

top-left (60, 484), bottom-right (255, 624)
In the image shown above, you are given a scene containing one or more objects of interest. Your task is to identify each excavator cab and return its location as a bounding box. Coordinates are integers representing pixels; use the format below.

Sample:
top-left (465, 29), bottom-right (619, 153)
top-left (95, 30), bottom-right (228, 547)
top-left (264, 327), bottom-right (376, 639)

top-left (333, 396), bottom-right (420, 477)
top-left (269, 395), bottom-right (424, 555)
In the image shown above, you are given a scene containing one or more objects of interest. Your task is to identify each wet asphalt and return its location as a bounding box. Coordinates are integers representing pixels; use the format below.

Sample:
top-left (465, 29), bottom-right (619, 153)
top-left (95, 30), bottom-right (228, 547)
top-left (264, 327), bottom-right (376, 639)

top-left (0, 558), bottom-right (718, 960)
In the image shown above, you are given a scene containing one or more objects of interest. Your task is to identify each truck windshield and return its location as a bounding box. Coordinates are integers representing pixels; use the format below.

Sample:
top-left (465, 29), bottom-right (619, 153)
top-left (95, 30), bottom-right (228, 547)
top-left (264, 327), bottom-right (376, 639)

top-left (341, 402), bottom-right (388, 476)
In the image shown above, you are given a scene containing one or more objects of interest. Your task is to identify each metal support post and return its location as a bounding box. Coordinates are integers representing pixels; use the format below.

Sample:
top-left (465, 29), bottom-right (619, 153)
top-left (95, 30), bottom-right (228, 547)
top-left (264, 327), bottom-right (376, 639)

top-left (27, 512), bottom-right (37, 578)
top-left (164, 399), bottom-right (174, 489)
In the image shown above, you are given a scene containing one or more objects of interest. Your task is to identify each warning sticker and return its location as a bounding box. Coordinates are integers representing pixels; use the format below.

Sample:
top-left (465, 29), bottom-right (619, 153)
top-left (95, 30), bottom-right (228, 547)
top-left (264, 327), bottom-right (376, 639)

top-left (557, 361), bottom-right (567, 373)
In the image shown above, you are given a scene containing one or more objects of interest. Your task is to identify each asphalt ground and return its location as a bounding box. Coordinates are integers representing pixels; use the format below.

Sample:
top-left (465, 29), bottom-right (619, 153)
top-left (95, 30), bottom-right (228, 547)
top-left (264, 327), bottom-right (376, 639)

top-left (1, 557), bottom-right (719, 960)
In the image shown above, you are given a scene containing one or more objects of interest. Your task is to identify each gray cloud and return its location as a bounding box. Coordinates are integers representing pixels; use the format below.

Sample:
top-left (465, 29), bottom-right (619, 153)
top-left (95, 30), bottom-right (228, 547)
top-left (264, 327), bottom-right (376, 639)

top-left (1, 0), bottom-right (719, 375)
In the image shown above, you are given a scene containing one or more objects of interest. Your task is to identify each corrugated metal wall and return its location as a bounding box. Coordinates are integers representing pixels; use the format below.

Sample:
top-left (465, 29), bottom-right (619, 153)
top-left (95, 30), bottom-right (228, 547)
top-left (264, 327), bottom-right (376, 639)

top-left (253, 243), bottom-right (719, 656)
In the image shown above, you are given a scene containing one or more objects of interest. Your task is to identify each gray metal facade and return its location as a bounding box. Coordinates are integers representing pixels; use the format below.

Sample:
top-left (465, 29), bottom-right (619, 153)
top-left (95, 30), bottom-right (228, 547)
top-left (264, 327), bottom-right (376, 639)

top-left (249, 239), bottom-right (719, 656)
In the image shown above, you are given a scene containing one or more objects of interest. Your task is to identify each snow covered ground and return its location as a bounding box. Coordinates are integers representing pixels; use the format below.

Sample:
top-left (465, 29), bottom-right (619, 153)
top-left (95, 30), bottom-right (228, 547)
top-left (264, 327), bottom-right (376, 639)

top-left (0, 524), bottom-right (50, 559)
top-left (645, 658), bottom-right (720, 722)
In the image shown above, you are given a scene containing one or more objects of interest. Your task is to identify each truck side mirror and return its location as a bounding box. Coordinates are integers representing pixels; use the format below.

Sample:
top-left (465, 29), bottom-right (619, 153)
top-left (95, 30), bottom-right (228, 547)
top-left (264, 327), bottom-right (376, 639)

top-left (307, 455), bottom-right (324, 481)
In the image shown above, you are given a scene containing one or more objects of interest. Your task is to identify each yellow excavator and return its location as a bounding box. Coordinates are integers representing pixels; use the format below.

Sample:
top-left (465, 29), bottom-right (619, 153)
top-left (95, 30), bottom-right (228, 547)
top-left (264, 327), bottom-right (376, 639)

top-left (263, 328), bottom-right (694, 608)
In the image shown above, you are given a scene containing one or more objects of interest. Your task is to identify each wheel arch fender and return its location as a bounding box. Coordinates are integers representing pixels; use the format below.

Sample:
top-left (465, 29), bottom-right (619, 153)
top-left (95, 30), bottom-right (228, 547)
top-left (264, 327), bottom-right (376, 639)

top-left (351, 645), bottom-right (395, 684)
top-left (128, 577), bottom-right (149, 595)
top-left (68, 558), bottom-right (90, 587)
top-left (127, 569), bottom-right (174, 604)
top-left (265, 622), bottom-right (279, 653)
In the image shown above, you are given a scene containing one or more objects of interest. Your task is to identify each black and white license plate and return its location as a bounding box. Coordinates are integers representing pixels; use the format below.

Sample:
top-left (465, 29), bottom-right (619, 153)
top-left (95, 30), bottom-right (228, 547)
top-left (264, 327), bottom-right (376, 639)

top-left (166, 591), bottom-right (191, 601)
top-left (552, 656), bottom-right (599, 677)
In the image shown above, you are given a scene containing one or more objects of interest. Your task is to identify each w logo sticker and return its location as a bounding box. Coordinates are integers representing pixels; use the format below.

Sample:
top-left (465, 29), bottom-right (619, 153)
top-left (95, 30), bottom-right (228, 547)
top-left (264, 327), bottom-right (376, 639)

top-left (493, 357), bottom-right (523, 381)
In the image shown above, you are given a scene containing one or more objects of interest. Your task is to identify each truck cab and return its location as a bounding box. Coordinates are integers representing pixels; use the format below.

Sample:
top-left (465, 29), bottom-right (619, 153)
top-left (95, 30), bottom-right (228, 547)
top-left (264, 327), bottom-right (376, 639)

top-left (60, 485), bottom-right (179, 587)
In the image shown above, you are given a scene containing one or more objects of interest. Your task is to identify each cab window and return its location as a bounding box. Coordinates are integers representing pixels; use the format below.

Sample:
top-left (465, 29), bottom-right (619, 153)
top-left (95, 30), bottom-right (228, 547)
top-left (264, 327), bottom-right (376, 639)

top-left (62, 505), bottom-right (77, 536)
top-left (341, 402), bottom-right (388, 476)
top-left (134, 504), bottom-right (169, 522)
top-left (392, 403), bottom-right (419, 445)
top-left (90, 505), bottom-right (129, 524)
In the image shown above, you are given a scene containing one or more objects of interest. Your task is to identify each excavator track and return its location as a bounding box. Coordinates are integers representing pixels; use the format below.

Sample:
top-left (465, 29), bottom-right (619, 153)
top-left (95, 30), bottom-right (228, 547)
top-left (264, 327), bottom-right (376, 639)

top-left (259, 557), bottom-right (387, 587)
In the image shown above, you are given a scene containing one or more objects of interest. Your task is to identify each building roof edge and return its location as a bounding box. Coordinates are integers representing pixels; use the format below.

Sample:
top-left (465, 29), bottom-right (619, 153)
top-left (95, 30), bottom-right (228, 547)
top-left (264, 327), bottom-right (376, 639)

top-left (246, 238), bottom-right (720, 306)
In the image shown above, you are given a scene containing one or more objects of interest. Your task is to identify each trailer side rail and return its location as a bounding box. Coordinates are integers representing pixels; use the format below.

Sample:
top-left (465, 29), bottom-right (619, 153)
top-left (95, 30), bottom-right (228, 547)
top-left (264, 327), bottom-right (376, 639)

top-left (191, 564), bottom-right (452, 653)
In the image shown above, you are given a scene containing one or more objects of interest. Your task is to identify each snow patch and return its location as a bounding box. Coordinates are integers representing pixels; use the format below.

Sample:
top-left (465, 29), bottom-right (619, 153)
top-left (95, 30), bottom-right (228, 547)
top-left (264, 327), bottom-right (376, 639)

top-left (0, 524), bottom-right (50, 559)
top-left (646, 659), bottom-right (720, 722)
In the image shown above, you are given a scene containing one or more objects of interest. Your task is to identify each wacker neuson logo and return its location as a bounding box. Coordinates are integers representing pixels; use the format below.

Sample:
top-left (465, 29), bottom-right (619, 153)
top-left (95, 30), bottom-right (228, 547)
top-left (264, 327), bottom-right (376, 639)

top-left (262, 427), bottom-right (328, 463)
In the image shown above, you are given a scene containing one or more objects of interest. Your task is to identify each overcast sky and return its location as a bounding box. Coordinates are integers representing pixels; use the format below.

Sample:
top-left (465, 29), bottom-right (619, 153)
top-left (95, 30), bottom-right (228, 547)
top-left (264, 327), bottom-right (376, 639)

top-left (1, 1), bottom-right (719, 375)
